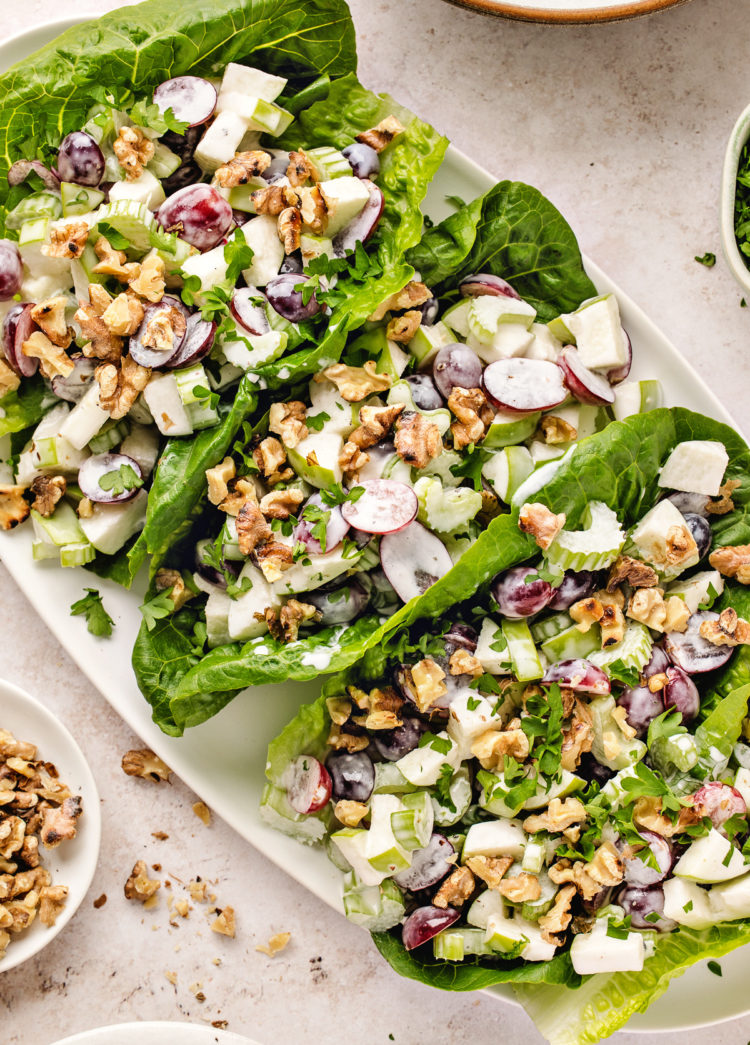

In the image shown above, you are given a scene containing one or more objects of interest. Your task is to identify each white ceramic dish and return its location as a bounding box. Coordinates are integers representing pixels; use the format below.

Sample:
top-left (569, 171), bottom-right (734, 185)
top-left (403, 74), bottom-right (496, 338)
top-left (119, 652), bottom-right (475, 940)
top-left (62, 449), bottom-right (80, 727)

top-left (0, 677), bottom-right (100, 973)
top-left (0, 12), bottom-right (748, 1035)
top-left (49, 1022), bottom-right (260, 1045)
top-left (441, 0), bottom-right (689, 23)
top-left (720, 101), bottom-right (750, 296)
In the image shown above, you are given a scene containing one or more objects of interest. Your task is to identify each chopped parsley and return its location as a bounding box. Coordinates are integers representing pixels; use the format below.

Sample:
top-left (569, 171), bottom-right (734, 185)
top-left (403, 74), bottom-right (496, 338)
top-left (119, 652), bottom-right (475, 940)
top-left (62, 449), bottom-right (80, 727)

top-left (139, 589), bottom-right (175, 631)
top-left (97, 222), bottom-right (130, 252)
top-left (193, 384), bottom-right (220, 410)
top-left (306, 411), bottom-right (331, 432)
top-left (433, 764), bottom-right (457, 813)
top-left (70, 588), bottom-right (114, 637)
top-left (301, 502), bottom-right (331, 552)
top-left (469, 673), bottom-right (503, 695)
top-left (224, 226), bottom-right (255, 284)
top-left (130, 97), bottom-right (188, 136)
top-left (98, 463), bottom-right (143, 496)
top-left (466, 695), bottom-right (482, 711)
top-left (707, 960), bottom-right (722, 977)
top-left (694, 252), bottom-right (716, 267)
top-left (321, 483), bottom-right (364, 507)
top-left (418, 732), bottom-right (452, 755)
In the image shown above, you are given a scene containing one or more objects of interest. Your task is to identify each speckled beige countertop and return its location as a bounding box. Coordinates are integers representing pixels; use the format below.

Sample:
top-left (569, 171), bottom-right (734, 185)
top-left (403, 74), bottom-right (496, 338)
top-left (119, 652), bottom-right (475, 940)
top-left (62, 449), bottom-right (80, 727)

top-left (2, 1), bottom-right (750, 1042)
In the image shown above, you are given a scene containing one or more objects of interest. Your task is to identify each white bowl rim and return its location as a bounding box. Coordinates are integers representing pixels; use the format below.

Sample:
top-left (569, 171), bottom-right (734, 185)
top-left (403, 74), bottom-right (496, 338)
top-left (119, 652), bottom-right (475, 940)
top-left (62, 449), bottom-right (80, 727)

top-left (720, 100), bottom-right (750, 294)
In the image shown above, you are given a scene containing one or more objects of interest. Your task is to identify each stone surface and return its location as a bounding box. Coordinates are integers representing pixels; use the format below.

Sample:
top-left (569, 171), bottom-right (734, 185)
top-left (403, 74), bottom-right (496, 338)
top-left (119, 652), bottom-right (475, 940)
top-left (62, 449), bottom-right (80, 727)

top-left (2, 0), bottom-right (750, 1042)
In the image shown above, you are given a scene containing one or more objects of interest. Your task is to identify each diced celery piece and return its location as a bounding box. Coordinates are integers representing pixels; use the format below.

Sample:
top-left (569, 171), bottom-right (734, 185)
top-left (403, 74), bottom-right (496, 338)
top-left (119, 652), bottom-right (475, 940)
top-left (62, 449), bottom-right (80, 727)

top-left (6, 192), bottom-right (62, 230)
top-left (61, 182), bottom-right (105, 216)
top-left (530, 611), bottom-right (573, 644)
top-left (546, 501), bottom-right (625, 572)
top-left (31, 502), bottom-right (86, 547)
top-left (391, 791), bottom-right (434, 850)
top-left (522, 839), bottom-right (546, 875)
top-left (93, 200), bottom-right (157, 250)
top-left (372, 763), bottom-right (415, 795)
top-left (32, 539), bottom-right (59, 562)
top-left (59, 540), bottom-right (96, 567)
top-left (148, 141), bottom-right (181, 179)
top-left (342, 874), bottom-right (405, 932)
top-left (540, 623), bottom-right (600, 662)
top-left (502, 618), bottom-right (543, 681)
top-left (306, 146), bottom-right (352, 181)
top-left (88, 418), bottom-right (129, 454)
top-left (433, 927), bottom-right (495, 961)
top-left (34, 436), bottom-right (59, 468)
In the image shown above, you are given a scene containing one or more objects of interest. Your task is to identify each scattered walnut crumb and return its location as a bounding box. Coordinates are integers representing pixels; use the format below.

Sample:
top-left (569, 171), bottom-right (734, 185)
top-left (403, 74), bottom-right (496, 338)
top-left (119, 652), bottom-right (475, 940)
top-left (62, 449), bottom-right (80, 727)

top-left (151, 831), bottom-right (169, 841)
top-left (192, 801), bottom-right (211, 826)
top-left (211, 906), bottom-right (236, 938)
top-left (539, 414), bottom-right (576, 444)
top-left (256, 931), bottom-right (291, 957)
top-left (519, 502), bottom-right (566, 550)
top-left (433, 866), bottom-right (475, 909)
top-left (165, 970), bottom-right (178, 986)
top-left (29, 475), bottom-right (66, 518)
top-left (356, 115), bottom-right (405, 153)
top-left (0, 485), bottom-right (30, 531)
top-left (706, 479), bottom-right (740, 516)
top-left (124, 860), bottom-right (161, 903)
top-left (121, 748), bottom-right (171, 783)
top-left (448, 648), bottom-right (483, 677)
top-left (394, 411), bottom-right (442, 469)
top-left (386, 309), bottom-right (422, 343)
top-left (93, 893), bottom-right (107, 909)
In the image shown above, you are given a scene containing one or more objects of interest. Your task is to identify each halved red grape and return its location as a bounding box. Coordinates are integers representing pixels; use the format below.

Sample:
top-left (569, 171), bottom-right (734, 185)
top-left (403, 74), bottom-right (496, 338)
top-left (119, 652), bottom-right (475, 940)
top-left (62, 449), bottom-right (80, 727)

top-left (326, 750), bottom-right (374, 803)
top-left (543, 659), bottom-right (610, 695)
top-left (286, 756), bottom-right (332, 814)
top-left (305, 579), bottom-right (370, 625)
top-left (7, 159), bottom-right (60, 191)
top-left (618, 884), bottom-right (676, 932)
top-left (162, 160), bottom-right (203, 195)
top-left (623, 830), bottom-right (672, 887)
top-left (51, 355), bottom-right (96, 402)
top-left (665, 611), bottom-right (734, 674)
top-left (547, 570), bottom-right (600, 611)
top-left (2, 303), bottom-right (30, 376)
top-left (444, 623), bottom-right (479, 655)
top-left (432, 343), bottom-right (483, 398)
top-left (78, 453), bottom-right (143, 504)
top-left (56, 131), bottom-right (104, 187)
top-left (266, 273), bottom-right (321, 323)
top-left (373, 717), bottom-right (425, 762)
top-left (129, 298), bottom-right (188, 368)
top-left (692, 782), bottom-right (746, 829)
top-left (332, 180), bottom-right (384, 255)
top-left (164, 313), bottom-right (216, 370)
top-left (641, 644), bottom-right (671, 678)
top-left (607, 328), bottom-right (632, 384)
top-left (483, 358), bottom-right (567, 413)
top-left (402, 905), bottom-right (460, 950)
top-left (667, 491), bottom-right (710, 518)
top-left (341, 479), bottom-right (418, 535)
top-left (380, 521), bottom-right (453, 602)
top-left (263, 151), bottom-right (291, 183)
top-left (0, 241), bottom-right (23, 301)
top-left (662, 665), bottom-right (700, 722)
top-left (491, 565), bottom-right (555, 618)
top-left (157, 185), bottom-right (233, 251)
top-left (230, 288), bottom-right (270, 334)
top-left (279, 252), bottom-right (304, 275)
top-left (616, 685), bottom-right (664, 737)
top-left (406, 373), bottom-right (443, 409)
top-left (558, 346), bottom-right (615, 405)
top-left (683, 512), bottom-right (711, 559)
top-left (153, 76), bottom-right (217, 127)
top-left (294, 492), bottom-right (350, 554)
top-left (394, 835), bottom-right (455, 892)
top-left (420, 296), bottom-right (439, 325)
top-left (8, 304), bottom-right (39, 377)
top-left (343, 142), bottom-right (380, 180)
top-left (459, 272), bottom-right (520, 299)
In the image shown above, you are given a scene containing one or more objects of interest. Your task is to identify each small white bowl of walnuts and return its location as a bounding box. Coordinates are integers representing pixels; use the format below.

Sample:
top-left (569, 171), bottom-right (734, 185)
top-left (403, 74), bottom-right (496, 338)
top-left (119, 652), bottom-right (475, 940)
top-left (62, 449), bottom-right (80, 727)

top-left (0, 678), bottom-right (100, 972)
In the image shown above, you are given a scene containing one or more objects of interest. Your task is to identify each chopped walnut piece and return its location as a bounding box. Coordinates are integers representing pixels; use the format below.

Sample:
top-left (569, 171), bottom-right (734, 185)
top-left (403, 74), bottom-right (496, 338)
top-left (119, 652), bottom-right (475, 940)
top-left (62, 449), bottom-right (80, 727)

top-left (124, 860), bottom-right (161, 903)
top-left (327, 724), bottom-right (370, 753)
top-left (30, 297), bottom-right (72, 348)
top-left (121, 748), bottom-right (171, 783)
top-left (100, 293), bottom-right (145, 337)
top-left (40, 797), bottom-right (82, 848)
top-left (709, 544), bottom-right (750, 585)
top-left (298, 184), bottom-right (328, 234)
top-left (206, 457), bottom-right (237, 506)
top-left (88, 283), bottom-right (113, 316)
top-left (648, 672), bottom-right (669, 693)
top-left (394, 411), bottom-right (443, 469)
top-left (539, 414), bottom-right (577, 444)
top-left (251, 183), bottom-right (300, 216)
top-left (217, 475), bottom-right (258, 516)
top-left (632, 795), bottom-right (701, 837)
top-left (39, 884), bottom-right (68, 926)
top-left (42, 221), bottom-right (88, 259)
top-left (339, 441), bottom-right (369, 482)
top-left (611, 705), bottom-right (637, 739)
top-left (215, 149), bottom-right (271, 187)
top-left (570, 596), bottom-right (603, 633)
top-left (433, 866), bottom-right (475, 909)
top-left (498, 873), bottom-right (541, 903)
top-left (269, 400), bottom-right (308, 448)
top-left (607, 555), bottom-right (659, 592)
top-left (256, 930), bottom-right (291, 957)
top-left (75, 303), bottom-right (124, 364)
top-left (364, 687), bottom-right (404, 731)
top-left (356, 115), bottom-right (405, 153)
top-left (0, 359), bottom-right (20, 398)
top-left (155, 568), bottom-right (195, 611)
top-left (464, 855), bottom-right (513, 891)
top-left (449, 649), bottom-right (483, 677)
top-left (472, 724), bottom-right (529, 768)
top-left (334, 800), bottom-right (368, 827)
top-left (22, 332), bottom-right (74, 379)
top-left (260, 488), bottom-right (304, 520)
top-left (410, 658), bottom-right (448, 712)
top-left (706, 479), bottom-right (741, 516)
top-left (386, 309), bottom-right (422, 343)
top-left (322, 361), bottom-right (392, 402)
top-left (29, 475), bottom-right (66, 518)
top-left (255, 541), bottom-right (295, 583)
top-left (253, 436), bottom-right (291, 482)
top-left (96, 356), bottom-right (151, 419)
top-left (597, 589), bottom-right (626, 647)
top-left (665, 524), bottom-right (698, 566)
top-left (538, 884), bottom-right (576, 945)
top-left (523, 797), bottom-right (587, 834)
top-left (129, 253), bottom-right (166, 303)
top-left (448, 386), bottom-right (494, 450)
top-left (266, 600), bottom-right (321, 643)
top-left (113, 125), bottom-right (155, 180)
top-left (211, 906), bottom-right (236, 938)
top-left (278, 206), bottom-right (302, 254)
top-left (142, 304), bottom-right (186, 352)
top-left (350, 404), bottom-right (404, 450)
top-left (193, 801), bottom-right (211, 826)
top-left (560, 697), bottom-right (593, 772)
top-left (369, 281), bottom-right (432, 322)
top-left (236, 500), bottom-right (272, 556)
top-left (326, 696), bottom-right (352, 725)
top-left (519, 502), bottom-right (566, 550)
top-left (700, 607), bottom-right (750, 647)
top-left (627, 587), bottom-right (690, 634)
top-left (286, 149), bottom-right (315, 187)
top-left (92, 237), bottom-right (138, 281)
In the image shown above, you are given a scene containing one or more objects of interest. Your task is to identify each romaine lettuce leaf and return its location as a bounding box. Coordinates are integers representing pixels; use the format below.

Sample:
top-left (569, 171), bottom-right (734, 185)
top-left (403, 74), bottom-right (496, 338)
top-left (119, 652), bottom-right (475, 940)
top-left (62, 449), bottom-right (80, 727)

top-left (0, 376), bottom-right (49, 438)
top-left (131, 603), bottom-right (204, 738)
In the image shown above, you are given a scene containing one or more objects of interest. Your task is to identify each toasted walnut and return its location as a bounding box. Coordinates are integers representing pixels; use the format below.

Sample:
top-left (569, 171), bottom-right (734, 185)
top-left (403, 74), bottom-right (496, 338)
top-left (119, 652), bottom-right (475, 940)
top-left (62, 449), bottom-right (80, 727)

top-left (338, 442), bottom-right (368, 483)
top-left (356, 115), bottom-right (405, 153)
top-left (206, 457), bottom-right (236, 506)
top-left (42, 221), bottom-right (88, 259)
top-left (40, 797), bottom-right (82, 848)
top-left (215, 149), bottom-right (271, 187)
top-left (560, 698), bottom-right (593, 772)
top-left (256, 931), bottom-right (290, 957)
top-left (548, 859), bottom-right (598, 902)
top-left (22, 332), bottom-right (74, 380)
top-left (523, 797), bottom-right (587, 834)
top-left (76, 303), bottom-right (124, 364)
top-left (538, 884), bottom-right (576, 945)
top-left (607, 555), bottom-right (659, 591)
top-left (598, 589), bottom-right (626, 647)
top-left (706, 479), bottom-right (741, 516)
top-left (129, 254), bottom-right (166, 303)
top-left (155, 568), bottom-right (195, 612)
top-left (433, 866), bottom-right (475, 909)
top-left (498, 873), bottom-right (541, 904)
top-left (386, 309), bottom-right (422, 344)
top-left (0, 818), bottom-right (25, 860)
top-left (519, 502), bottom-right (566, 551)
top-left (92, 236), bottom-right (138, 281)
top-left (268, 600), bottom-right (321, 643)
top-left (322, 361), bottom-right (392, 402)
top-left (326, 696), bottom-right (352, 726)
top-left (449, 649), bottom-right (483, 677)
top-left (124, 860), bottom-right (161, 903)
top-left (334, 800), bottom-right (368, 828)
top-left (211, 906), bottom-right (236, 938)
top-left (363, 687), bottom-right (404, 731)
top-left (0, 732), bottom-right (36, 760)
top-left (253, 436), bottom-right (290, 482)
top-left (251, 183), bottom-right (300, 216)
top-left (448, 386), bottom-right (494, 450)
top-left (87, 285), bottom-right (112, 317)
top-left (30, 297), bottom-right (72, 348)
top-left (394, 411), bottom-right (443, 469)
top-left (464, 855), bottom-right (513, 891)
top-left (142, 304), bottom-right (186, 352)
top-left (627, 587), bottom-right (690, 634)
top-left (113, 125), bottom-right (155, 180)
top-left (350, 404), bottom-right (404, 450)
top-left (298, 185), bottom-right (328, 233)
top-left (327, 723), bottom-right (370, 753)
top-left (700, 607), bottom-right (750, 647)
top-left (611, 705), bottom-right (637, 739)
top-left (648, 672), bottom-right (669, 693)
top-left (278, 206), bottom-right (302, 254)
top-left (369, 281), bottom-right (432, 322)
top-left (632, 795), bottom-right (701, 837)
top-left (539, 414), bottom-right (577, 444)
top-left (38, 884), bottom-right (68, 927)
top-left (255, 541), bottom-right (295, 583)
top-left (286, 149), bottom-right (315, 187)
top-left (588, 841), bottom-right (624, 888)
top-left (570, 596), bottom-right (603, 633)
top-left (96, 356), bottom-right (151, 419)
top-left (236, 500), bottom-right (273, 556)
top-left (710, 544), bottom-right (750, 585)
top-left (472, 722), bottom-right (529, 768)
top-left (269, 401), bottom-right (308, 448)
top-left (100, 293), bottom-right (145, 337)
top-left (260, 488), bottom-right (304, 521)
top-left (665, 524), bottom-right (698, 567)
top-left (0, 359), bottom-right (20, 398)
top-left (121, 748), bottom-right (171, 783)
top-left (29, 475), bottom-right (66, 518)
top-left (410, 658), bottom-right (448, 712)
